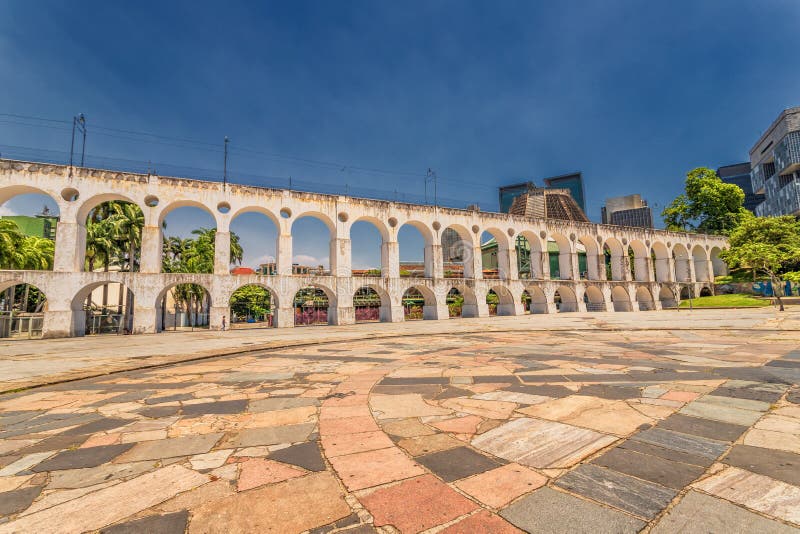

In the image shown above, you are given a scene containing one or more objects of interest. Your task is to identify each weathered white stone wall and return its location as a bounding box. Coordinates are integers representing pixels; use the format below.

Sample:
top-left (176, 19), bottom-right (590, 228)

top-left (0, 159), bottom-right (728, 338)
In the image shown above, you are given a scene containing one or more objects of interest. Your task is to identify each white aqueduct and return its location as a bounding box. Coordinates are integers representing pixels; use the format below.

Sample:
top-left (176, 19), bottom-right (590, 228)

top-left (0, 159), bottom-right (729, 338)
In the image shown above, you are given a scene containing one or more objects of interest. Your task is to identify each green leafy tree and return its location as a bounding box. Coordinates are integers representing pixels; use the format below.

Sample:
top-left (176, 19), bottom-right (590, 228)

top-left (721, 216), bottom-right (800, 311)
top-left (230, 285), bottom-right (272, 321)
top-left (0, 219), bottom-right (25, 269)
top-left (662, 167), bottom-right (751, 235)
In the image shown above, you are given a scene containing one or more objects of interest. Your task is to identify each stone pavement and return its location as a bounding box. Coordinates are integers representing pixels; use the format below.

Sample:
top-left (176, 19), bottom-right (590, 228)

top-left (0, 311), bottom-right (799, 532)
top-left (2, 307), bottom-right (799, 393)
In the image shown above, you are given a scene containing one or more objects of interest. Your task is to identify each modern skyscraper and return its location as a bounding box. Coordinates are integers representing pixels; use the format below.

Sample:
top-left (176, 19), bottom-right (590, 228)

top-left (509, 186), bottom-right (589, 222)
top-left (750, 107), bottom-right (800, 216)
top-left (601, 194), bottom-right (653, 228)
top-left (543, 172), bottom-right (586, 213)
top-left (717, 163), bottom-right (764, 214)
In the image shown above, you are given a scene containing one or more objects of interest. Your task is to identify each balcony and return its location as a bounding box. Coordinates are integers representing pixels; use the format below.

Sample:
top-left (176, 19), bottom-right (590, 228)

top-left (775, 131), bottom-right (800, 176)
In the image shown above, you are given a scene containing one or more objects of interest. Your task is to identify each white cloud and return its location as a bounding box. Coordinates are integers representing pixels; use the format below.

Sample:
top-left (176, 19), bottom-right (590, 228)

top-left (0, 204), bottom-right (17, 217)
top-left (293, 254), bottom-right (327, 267)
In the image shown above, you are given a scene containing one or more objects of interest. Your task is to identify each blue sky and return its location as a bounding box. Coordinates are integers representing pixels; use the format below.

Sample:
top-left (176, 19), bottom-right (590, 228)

top-left (1, 1), bottom-right (799, 269)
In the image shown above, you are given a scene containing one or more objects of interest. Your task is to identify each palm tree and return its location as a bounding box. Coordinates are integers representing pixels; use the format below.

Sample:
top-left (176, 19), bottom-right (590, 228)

top-left (0, 219), bottom-right (25, 269)
top-left (108, 202), bottom-right (144, 272)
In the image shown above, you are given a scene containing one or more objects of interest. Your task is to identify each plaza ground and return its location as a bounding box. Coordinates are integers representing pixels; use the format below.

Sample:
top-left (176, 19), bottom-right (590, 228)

top-left (0, 309), bottom-right (799, 532)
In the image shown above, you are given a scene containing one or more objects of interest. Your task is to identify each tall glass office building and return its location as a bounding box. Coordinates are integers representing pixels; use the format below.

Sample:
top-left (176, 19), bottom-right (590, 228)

top-left (750, 107), bottom-right (800, 216)
top-left (499, 172), bottom-right (586, 214)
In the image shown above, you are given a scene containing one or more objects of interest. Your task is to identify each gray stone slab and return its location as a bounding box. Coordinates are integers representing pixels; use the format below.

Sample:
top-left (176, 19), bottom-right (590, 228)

top-left (416, 446), bottom-right (504, 482)
top-left (118, 434), bottom-right (222, 462)
top-left (576, 385), bottom-right (641, 400)
top-left (0, 413), bottom-right (102, 439)
top-left (219, 371), bottom-right (295, 383)
top-left (13, 433), bottom-right (90, 455)
top-left (618, 439), bottom-right (714, 468)
top-left (679, 401), bottom-right (764, 426)
top-left (248, 397), bottom-right (319, 412)
top-left (503, 384), bottom-right (574, 398)
top-left (0, 485), bottom-right (42, 516)
top-left (31, 443), bottom-right (135, 472)
top-left (698, 394), bottom-right (771, 412)
top-left (268, 441), bottom-right (326, 472)
top-left (137, 406), bottom-right (180, 419)
top-left (181, 399), bottom-right (248, 417)
top-left (379, 377), bottom-right (450, 385)
top-left (47, 461), bottom-right (154, 489)
top-left (87, 391), bottom-right (154, 407)
top-left (712, 387), bottom-right (784, 404)
top-left (592, 446), bottom-right (705, 489)
top-left (224, 423), bottom-right (316, 448)
top-left (100, 510), bottom-right (189, 534)
top-left (555, 464), bottom-right (677, 519)
top-left (724, 444), bottom-right (800, 487)
top-left (657, 413), bottom-right (748, 442)
top-left (631, 428), bottom-right (728, 459)
top-left (143, 393), bottom-right (194, 405)
top-left (652, 490), bottom-right (798, 534)
top-left (500, 487), bottom-right (645, 534)
top-left (61, 417), bottom-right (131, 436)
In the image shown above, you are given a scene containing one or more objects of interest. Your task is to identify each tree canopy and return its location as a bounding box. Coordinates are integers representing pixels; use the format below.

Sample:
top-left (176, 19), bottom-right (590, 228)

top-left (721, 215), bottom-right (800, 310)
top-left (662, 167), bottom-right (750, 235)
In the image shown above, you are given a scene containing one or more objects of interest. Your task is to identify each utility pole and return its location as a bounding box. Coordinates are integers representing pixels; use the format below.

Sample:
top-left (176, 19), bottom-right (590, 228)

top-left (223, 136), bottom-right (229, 188)
top-left (425, 168), bottom-right (438, 206)
top-left (69, 114), bottom-right (86, 174)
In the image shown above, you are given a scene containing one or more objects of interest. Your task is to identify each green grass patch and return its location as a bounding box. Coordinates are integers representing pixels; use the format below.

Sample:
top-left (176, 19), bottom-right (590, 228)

top-left (679, 293), bottom-right (771, 308)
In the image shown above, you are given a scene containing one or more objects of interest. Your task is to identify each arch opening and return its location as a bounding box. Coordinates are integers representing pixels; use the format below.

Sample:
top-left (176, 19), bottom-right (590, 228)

top-left (161, 207), bottom-right (221, 274)
top-left (351, 220), bottom-right (384, 277)
top-left (71, 280), bottom-right (135, 336)
top-left (611, 286), bottom-right (632, 312)
top-left (402, 287), bottom-right (425, 320)
top-left (659, 286), bottom-right (678, 309)
top-left (354, 286), bottom-right (383, 323)
top-left (230, 284), bottom-right (275, 329)
top-left (0, 191), bottom-right (59, 271)
top-left (636, 287), bottom-right (655, 311)
top-left (710, 247), bottom-right (727, 278)
top-left (294, 286), bottom-right (332, 326)
top-left (447, 288), bottom-right (463, 318)
top-left (576, 236), bottom-right (599, 280)
top-left (0, 282), bottom-right (47, 339)
top-left (480, 229), bottom-right (510, 280)
top-left (603, 238), bottom-right (628, 281)
top-left (521, 289), bottom-right (531, 314)
top-left (673, 244), bottom-right (691, 283)
top-left (629, 241), bottom-right (650, 282)
top-left (290, 215), bottom-right (331, 275)
top-left (526, 285), bottom-right (549, 314)
top-left (230, 210), bottom-right (277, 275)
top-left (157, 283), bottom-right (210, 332)
top-left (518, 232), bottom-right (545, 280)
top-left (584, 285), bottom-right (606, 312)
top-left (692, 245), bottom-right (710, 282)
top-left (651, 242), bottom-right (671, 282)
top-left (549, 234), bottom-right (572, 280)
top-left (398, 222), bottom-right (430, 278)
top-left (442, 225), bottom-right (473, 279)
top-left (555, 286), bottom-right (578, 312)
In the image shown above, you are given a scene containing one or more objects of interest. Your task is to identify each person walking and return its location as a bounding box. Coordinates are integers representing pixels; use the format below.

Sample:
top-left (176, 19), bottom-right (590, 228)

top-left (221, 315), bottom-right (227, 332)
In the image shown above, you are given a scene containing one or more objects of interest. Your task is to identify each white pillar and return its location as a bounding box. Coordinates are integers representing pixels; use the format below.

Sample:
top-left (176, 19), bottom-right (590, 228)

top-left (426, 243), bottom-right (443, 279)
top-left (140, 225), bottom-right (162, 274)
top-left (468, 245), bottom-right (482, 279)
top-left (330, 237), bottom-right (351, 277)
top-left (132, 306), bottom-right (157, 334)
top-left (209, 306), bottom-right (230, 330)
top-left (382, 240), bottom-right (400, 278)
top-left (274, 306), bottom-right (295, 328)
top-left (54, 222), bottom-right (83, 272)
top-left (214, 231), bottom-right (231, 275)
top-left (277, 234), bottom-right (293, 275)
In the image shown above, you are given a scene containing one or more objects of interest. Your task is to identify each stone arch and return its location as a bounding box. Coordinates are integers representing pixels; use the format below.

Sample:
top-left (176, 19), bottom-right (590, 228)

top-left (229, 205), bottom-right (281, 228)
top-left (78, 193), bottom-right (145, 225)
top-left (451, 284), bottom-right (479, 317)
top-left (71, 279), bottom-right (135, 336)
top-left (480, 227), bottom-right (512, 280)
top-left (229, 208), bottom-right (280, 275)
top-left (349, 217), bottom-right (388, 277)
top-left (229, 283), bottom-right (278, 328)
top-left (291, 213), bottom-right (336, 275)
top-left (629, 240), bottom-right (650, 282)
top-left (293, 284), bottom-right (336, 326)
top-left (517, 231), bottom-right (545, 280)
top-left (710, 247), bottom-right (727, 278)
top-left (489, 284), bottom-right (516, 316)
top-left (446, 287), bottom-right (464, 318)
top-left (603, 237), bottom-right (628, 281)
top-left (0, 280), bottom-right (48, 339)
top-left (611, 285), bottom-right (632, 312)
top-left (576, 235), bottom-right (601, 280)
top-left (651, 242), bottom-right (671, 282)
top-left (636, 286), bottom-right (655, 311)
top-left (554, 285), bottom-right (578, 312)
top-left (583, 285), bottom-right (606, 311)
top-left (398, 221), bottom-right (434, 278)
top-left (442, 224), bottom-right (476, 279)
top-left (353, 284), bottom-right (391, 323)
top-left (659, 286), bottom-right (678, 309)
top-left (692, 245), bottom-right (710, 282)
top-left (548, 233), bottom-right (573, 280)
top-left (672, 244), bottom-right (691, 282)
top-left (156, 281), bottom-right (212, 332)
top-left (402, 285), bottom-right (437, 320)
top-left (526, 285), bottom-right (548, 314)
top-left (289, 210), bottom-right (337, 234)
top-left (0, 184), bottom-right (61, 207)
